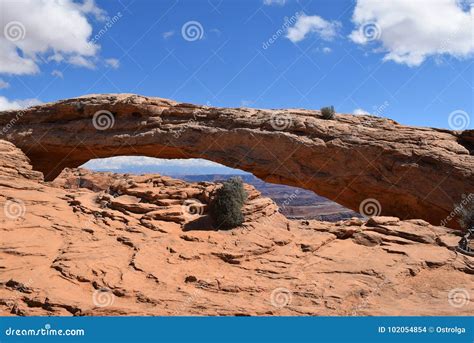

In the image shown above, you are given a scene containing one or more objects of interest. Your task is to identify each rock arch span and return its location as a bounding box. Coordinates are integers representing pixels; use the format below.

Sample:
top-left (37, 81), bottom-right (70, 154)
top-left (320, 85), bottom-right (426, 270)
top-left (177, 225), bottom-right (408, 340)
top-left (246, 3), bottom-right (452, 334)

top-left (0, 94), bottom-right (472, 228)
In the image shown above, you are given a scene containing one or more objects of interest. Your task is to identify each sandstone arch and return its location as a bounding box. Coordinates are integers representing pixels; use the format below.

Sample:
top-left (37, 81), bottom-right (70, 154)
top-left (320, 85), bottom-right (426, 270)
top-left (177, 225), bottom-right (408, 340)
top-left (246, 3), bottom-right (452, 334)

top-left (0, 94), bottom-right (472, 228)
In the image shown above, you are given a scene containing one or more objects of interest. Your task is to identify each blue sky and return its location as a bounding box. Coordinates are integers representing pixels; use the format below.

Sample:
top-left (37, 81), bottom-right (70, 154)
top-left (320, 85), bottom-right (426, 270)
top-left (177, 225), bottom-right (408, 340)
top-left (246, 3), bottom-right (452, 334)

top-left (0, 0), bottom-right (472, 174)
top-left (1, 0), bottom-right (473, 130)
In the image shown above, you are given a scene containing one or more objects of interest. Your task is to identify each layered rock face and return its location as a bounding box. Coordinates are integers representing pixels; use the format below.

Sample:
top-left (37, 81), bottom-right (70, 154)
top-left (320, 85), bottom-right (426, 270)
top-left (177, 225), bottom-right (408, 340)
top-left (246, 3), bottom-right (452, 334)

top-left (0, 139), bottom-right (473, 316)
top-left (0, 94), bottom-right (472, 228)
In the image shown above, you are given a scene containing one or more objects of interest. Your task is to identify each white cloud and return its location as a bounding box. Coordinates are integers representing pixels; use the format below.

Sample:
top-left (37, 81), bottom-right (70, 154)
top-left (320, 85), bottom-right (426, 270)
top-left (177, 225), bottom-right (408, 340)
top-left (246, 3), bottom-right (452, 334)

top-left (162, 31), bottom-right (174, 39)
top-left (0, 0), bottom-right (104, 75)
top-left (286, 14), bottom-right (340, 43)
top-left (0, 96), bottom-right (42, 111)
top-left (105, 58), bottom-right (120, 69)
top-left (83, 157), bottom-right (249, 175)
top-left (48, 53), bottom-right (65, 63)
top-left (68, 55), bottom-right (96, 69)
top-left (83, 157), bottom-right (231, 170)
top-left (0, 79), bottom-right (10, 89)
top-left (322, 47), bottom-right (332, 54)
top-left (51, 70), bottom-right (63, 78)
top-left (263, 0), bottom-right (287, 6)
top-left (349, 0), bottom-right (474, 66)
top-left (78, 0), bottom-right (107, 21)
top-left (353, 108), bottom-right (371, 115)
top-left (0, 97), bottom-right (21, 111)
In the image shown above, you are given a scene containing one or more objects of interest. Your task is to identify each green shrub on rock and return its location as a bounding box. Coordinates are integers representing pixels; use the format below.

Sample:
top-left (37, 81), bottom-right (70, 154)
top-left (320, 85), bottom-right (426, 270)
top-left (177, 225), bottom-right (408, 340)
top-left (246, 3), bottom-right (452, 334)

top-left (321, 106), bottom-right (335, 120)
top-left (209, 177), bottom-right (248, 230)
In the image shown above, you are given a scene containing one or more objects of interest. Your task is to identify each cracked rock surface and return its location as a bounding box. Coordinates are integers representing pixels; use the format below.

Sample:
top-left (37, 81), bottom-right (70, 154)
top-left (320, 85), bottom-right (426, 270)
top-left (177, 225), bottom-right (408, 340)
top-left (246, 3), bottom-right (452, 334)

top-left (0, 139), bottom-right (473, 316)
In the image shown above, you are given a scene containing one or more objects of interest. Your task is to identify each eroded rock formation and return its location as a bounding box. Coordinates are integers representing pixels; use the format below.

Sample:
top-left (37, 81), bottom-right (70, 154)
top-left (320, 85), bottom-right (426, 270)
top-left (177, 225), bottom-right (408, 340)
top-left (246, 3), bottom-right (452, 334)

top-left (0, 139), bottom-right (473, 316)
top-left (0, 94), bottom-right (472, 228)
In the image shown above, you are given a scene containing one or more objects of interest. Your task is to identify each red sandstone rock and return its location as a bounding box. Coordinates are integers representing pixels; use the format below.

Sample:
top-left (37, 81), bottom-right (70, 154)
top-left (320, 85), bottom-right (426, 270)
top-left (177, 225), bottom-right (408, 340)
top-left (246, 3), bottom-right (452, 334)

top-left (0, 140), bottom-right (472, 316)
top-left (0, 94), bottom-right (472, 228)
